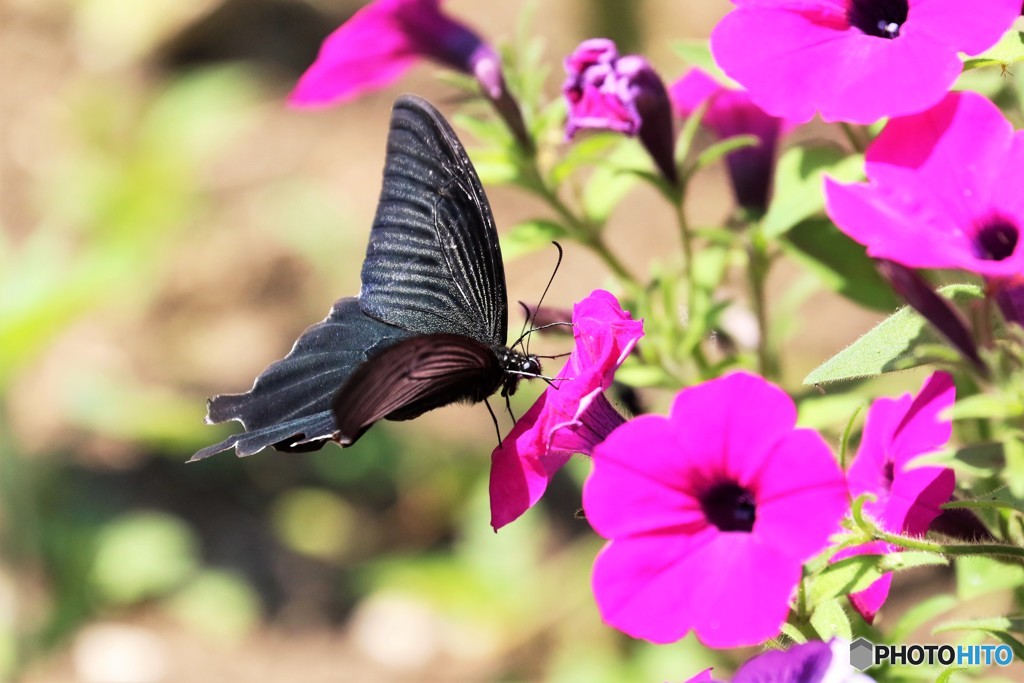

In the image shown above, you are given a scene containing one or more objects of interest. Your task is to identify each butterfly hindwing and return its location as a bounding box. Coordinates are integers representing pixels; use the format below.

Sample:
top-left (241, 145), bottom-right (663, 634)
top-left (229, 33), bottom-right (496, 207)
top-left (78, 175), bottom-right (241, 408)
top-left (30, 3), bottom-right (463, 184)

top-left (332, 334), bottom-right (502, 446)
top-left (191, 298), bottom-right (415, 461)
top-left (358, 95), bottom-right (507, 349)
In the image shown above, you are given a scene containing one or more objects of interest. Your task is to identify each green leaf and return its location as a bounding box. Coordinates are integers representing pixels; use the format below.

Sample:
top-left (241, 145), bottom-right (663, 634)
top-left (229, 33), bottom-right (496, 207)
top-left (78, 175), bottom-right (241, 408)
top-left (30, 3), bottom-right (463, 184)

top-left (947, 394), bottom-right (1024, 421)
top-left (810, 555), bottom-right (886, 605)
top-left (779, 622), bottom-right (808, 644)
top-left (810, 598), bottom-right (852, 641)
top-left (934, 616), bottom-right (1024, 634)
top-left (937, 667), bottom-right (966, 683)
top-left (889, 593), bottom-right (958, 643)
top-left (956, 556), bottom-right (1024, 601)
top-left (499, 219), bottom-right (568, 260)
top-left (782, 218), bottom-right (900, 311)
top-left (933, 617), bottom-right (1024, 662)
top-left (804, 284), bottom-right (985, 386)
top-left (945, 487), bottom-right (1024, 515)
top-left (453, 112), bottom-right (513, 147)
top-left (614, 362), bottom-right (673, 389)
top-left (581, 141), bottom-right (649, 223)
top-left (762, 146), bottom-right (864, 238)
top-left (468, 148), bottom-right (519, 185)
top-left (877, 551), bottom-right (949, 573)
top-left (935, 668), bottom-right (968, 683)
top-left (947, 442), bottom-right (1005, 471)
top-left (796, 394), bottom-right (867, 432)
top-left (688, 134), bottom-right (759, 177)
top-left (549, 132), bottom-right (620, 185)
top-left (810, 552), bottom-right (947, 606)
top-left (674, 99), bottom-right (707, 168)
top-left (1006, 436), bottom-right (1024, 499)
top-left (963, 31), bottom-right (1024, 71)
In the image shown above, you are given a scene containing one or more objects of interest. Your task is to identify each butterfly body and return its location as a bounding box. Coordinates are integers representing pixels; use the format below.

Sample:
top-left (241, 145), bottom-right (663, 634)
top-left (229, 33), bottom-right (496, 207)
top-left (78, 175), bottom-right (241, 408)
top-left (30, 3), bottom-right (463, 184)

top-left (192, 96), bottom-right (540, 462)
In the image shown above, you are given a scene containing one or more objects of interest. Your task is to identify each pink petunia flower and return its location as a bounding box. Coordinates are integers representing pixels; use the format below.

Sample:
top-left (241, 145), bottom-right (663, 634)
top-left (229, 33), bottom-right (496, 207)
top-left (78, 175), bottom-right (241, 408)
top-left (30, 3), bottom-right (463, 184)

top-left (289, 0), bottom-right (530, 146)
top-left (837, 371), bottom-right (956, 622)
top-left (711, 0), bottom-right (1019, 124)
top-left (583, 372), bottom-right (849, 647)
top-left (291, 0), bottom-right (497, 106)
top-left (670, 68), bottom-right (794, 213)
top-left (563, 39), bottom-right (678, 184)
top-left (738, 639), bottom-right (876, 683)
top-left (489, 290), bottom-right (643, 531)
top-left (825, 91), bottom-right (1024, 280)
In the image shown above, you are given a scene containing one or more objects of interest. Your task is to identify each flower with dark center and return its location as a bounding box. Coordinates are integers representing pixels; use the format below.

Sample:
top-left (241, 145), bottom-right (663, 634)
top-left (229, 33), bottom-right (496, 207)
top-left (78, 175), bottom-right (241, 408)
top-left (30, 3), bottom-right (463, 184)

top-left (583, 372), bottom-right (848, 647)
top-left (826, 91), bottom-right (1024, 279)
top-left (712, 0), bottom-right (1019, 123)
top-left (847, 0), bottom-right (908, 39)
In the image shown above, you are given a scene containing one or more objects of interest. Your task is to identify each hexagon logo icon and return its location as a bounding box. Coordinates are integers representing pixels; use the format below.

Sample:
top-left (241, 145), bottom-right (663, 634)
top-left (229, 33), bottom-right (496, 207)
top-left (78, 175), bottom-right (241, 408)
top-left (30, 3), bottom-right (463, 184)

top-left (850, 638), bottom-right (874, 671)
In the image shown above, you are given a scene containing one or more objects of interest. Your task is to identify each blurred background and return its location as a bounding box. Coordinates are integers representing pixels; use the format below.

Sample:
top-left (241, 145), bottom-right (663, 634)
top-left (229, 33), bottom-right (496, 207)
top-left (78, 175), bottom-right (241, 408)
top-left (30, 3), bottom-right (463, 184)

top-left (0, 0), bottom-right (926, 681)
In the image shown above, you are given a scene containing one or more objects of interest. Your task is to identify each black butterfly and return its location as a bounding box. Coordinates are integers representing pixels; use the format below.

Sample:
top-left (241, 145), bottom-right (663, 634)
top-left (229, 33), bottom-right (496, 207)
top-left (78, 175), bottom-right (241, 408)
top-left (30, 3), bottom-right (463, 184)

top-left (191, 95), bottom-right (541, 462)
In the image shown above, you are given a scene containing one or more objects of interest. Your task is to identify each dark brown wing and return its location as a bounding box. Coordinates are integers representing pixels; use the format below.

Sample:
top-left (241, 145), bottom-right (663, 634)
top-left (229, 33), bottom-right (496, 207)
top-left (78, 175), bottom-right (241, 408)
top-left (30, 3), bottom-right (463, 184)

top-left (190, 298), bottom-right (416, 461)
top-left (332, 334), bottom-right (502, 447)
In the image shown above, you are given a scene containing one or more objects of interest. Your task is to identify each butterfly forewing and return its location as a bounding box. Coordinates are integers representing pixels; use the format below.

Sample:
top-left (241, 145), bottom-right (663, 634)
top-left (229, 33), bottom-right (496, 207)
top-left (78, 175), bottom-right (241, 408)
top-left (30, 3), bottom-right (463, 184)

top-left (359, 95), bottom-right (507, 349)
top-left (332, 334), bottom-right (502, 446)
top-left (191, 298), bottom-right (415, 461)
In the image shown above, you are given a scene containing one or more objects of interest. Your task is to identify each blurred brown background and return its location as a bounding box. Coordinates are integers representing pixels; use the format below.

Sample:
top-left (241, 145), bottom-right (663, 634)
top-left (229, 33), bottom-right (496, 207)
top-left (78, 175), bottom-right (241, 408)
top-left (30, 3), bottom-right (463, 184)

top-left (0, 1), bottom-right (895, 681)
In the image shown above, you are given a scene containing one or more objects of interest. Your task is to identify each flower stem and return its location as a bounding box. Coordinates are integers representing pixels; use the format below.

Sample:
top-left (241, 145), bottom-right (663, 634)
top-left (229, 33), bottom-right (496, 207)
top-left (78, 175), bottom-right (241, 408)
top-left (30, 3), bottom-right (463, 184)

top-left (747, 226), bottom-right (778, 379)
top-left (873, 526), bottom-right (1024, 560)
top-left (522, 162), bottom-right (641, 288)
top-left (673, 201), bottom-right (695, 316)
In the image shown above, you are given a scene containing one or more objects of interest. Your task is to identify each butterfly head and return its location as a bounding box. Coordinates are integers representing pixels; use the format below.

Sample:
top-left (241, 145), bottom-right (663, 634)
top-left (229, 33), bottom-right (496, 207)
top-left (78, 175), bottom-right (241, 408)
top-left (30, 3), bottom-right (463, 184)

top-left (498, 347), bottom-right (542, 397)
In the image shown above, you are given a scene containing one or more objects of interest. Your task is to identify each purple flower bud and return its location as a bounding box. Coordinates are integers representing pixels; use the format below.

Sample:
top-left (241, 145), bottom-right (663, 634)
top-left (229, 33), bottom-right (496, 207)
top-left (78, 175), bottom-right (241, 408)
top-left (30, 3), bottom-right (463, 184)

top-left (563, 39), bottom-right (678, 185)
top-left (877, 260), bottom-right (985, 373)
top-left (992, 276), bottom-right (1024, 327)
top-left (671, 68), bottom-right (794, 213)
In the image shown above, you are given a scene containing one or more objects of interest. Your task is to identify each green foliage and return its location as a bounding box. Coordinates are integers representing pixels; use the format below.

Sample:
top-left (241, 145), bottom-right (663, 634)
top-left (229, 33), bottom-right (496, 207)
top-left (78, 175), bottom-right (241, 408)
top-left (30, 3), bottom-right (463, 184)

top-left (782, 218), bottom-right (899, 311)
top-left (805, 284), bottom-right (985, 385)
top-left (762, 146), bottom-right (864, 238)
top-left (89, 512), bottom-right (199, 605)
top-left (963, 31), bottom-right (1024, 72)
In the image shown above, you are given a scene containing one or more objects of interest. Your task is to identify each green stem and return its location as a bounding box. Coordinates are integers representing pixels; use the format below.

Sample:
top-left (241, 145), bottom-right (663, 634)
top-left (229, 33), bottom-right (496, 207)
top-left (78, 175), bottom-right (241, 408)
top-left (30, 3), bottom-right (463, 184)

top-left (672, 201), bottom-right (696, 325)
top-left (873, 526), bottom-right (1024, 560)
top-left (746, 228), bottom-right (778, 379)
top-left (524, 163), bottom-right (641, 288)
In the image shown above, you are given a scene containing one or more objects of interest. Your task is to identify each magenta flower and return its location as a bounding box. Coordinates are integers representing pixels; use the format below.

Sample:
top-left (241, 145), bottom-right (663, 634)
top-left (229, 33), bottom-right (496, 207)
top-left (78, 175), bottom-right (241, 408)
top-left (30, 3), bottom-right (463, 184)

top-left (825, 91), bottom-right (1024, 279)
top-left (711, 0), bottom-right (1019, 123)
top-left (563, 39), bottom-right (678, 185)
top-left (489, 290), bottom-right (643, 531)
top-left (289, 0), bottom-right (529, 146)
top-left (670, 68), bottom-right (793, 213)
top-left (680, 640), bottom-right (875, 683)
top-left (291, 0), bottom-right (497, 106)
top-left (583, 373), bottom-right (848, 647)
top-left (838, 371), bottom-right (956, 622)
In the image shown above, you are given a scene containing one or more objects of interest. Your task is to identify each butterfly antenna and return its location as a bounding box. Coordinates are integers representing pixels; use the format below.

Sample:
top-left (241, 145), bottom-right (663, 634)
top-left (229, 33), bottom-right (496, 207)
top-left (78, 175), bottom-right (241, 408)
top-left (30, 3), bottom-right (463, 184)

top-left (516, 241), bottom-right (564, 353)
top-left (484, 398), bottom-right (503, 447)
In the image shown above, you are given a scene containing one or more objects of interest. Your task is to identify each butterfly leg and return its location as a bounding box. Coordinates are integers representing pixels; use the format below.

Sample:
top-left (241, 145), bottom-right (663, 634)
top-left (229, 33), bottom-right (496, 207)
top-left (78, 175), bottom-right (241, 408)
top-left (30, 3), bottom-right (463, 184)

top-left (484, 398), bottom-right (503, 447)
